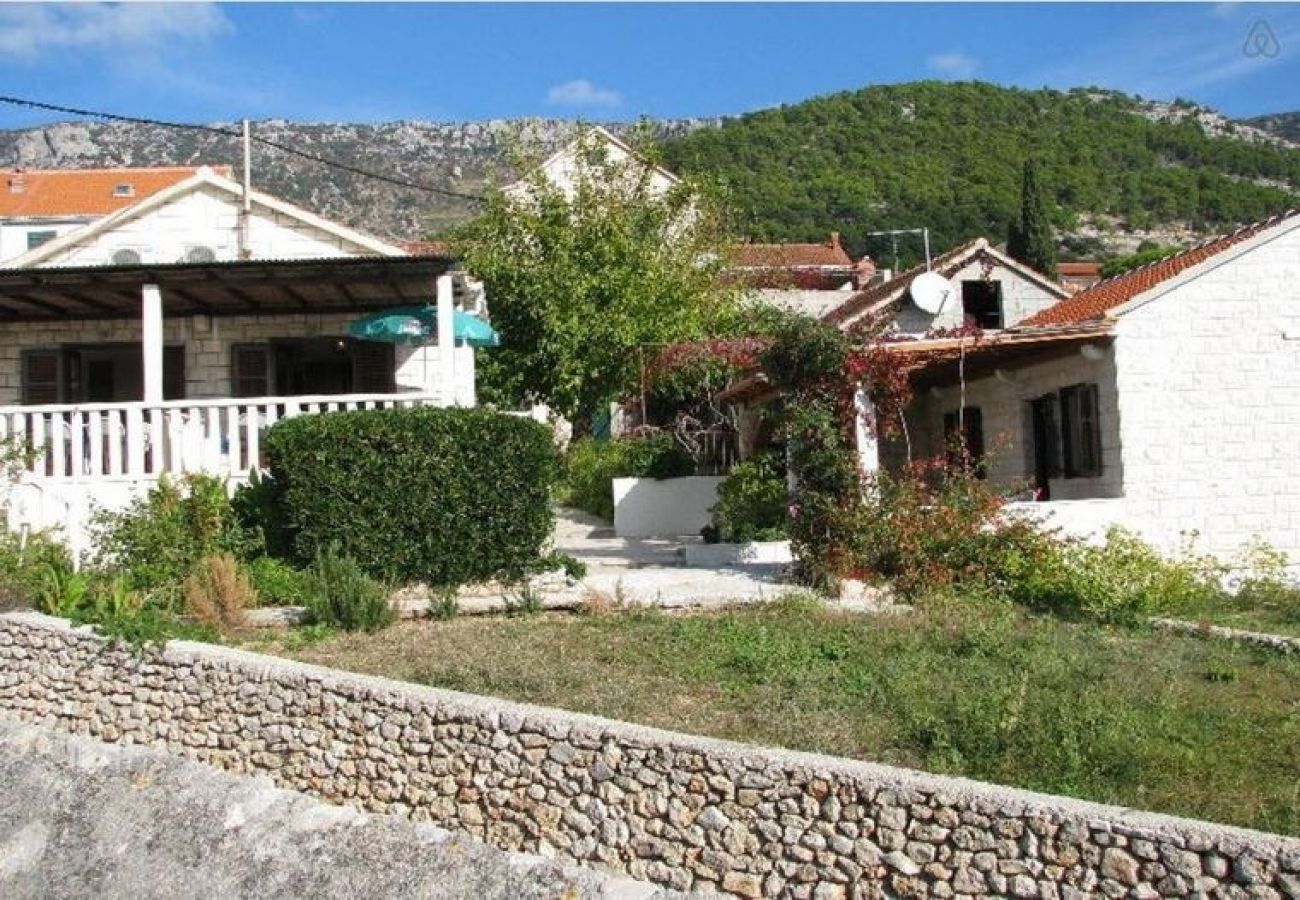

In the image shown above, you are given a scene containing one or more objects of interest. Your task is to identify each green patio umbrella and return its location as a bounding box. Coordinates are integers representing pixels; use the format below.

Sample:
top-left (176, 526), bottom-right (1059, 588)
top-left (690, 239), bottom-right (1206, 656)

top-left (349, 305), bottom-right (500, 347)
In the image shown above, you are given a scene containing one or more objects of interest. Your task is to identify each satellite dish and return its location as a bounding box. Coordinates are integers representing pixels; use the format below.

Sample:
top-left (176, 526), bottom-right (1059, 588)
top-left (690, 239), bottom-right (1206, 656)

top-left (910, 271), bottom-right (955, 315)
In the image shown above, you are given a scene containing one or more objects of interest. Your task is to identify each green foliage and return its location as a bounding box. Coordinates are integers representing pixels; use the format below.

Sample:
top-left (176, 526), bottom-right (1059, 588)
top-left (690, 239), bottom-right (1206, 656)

top-left (33, 563), bottom-right (93, 618)
top-left (0, 529), bottom-right (74, 611)
top-left (245, 556), bottom-right (313, 607)
top-left (451, 128), bottom-right (742, 420)
top-left (264, 407), bottom-right (557, 588)
top-left (1006, 158), bottom-right (1058, 277)
top-left (560, 433), bottom-right (694, 520)
top-left (1100, 244), bottom-right (1179, 278)
top-left (303, 546), bottom-right (394, 632)
top-left (428, 591), bottom-right (459, 621)
top-left (90, 474), bottom-right (257, 594)
top-left (231, 470), bottom-right (293, 559)
top-left (707, 453), bottom-right (789, 543)
top-left (663, 83), bottom-right (1300, 264)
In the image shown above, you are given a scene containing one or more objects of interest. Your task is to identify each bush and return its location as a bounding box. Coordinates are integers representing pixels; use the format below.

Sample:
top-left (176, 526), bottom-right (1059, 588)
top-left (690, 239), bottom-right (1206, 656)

top-left (561, 433), bottom-right (694, 520)
top-left (183, 553), bottom-right (254, 631)
top-left (303, 547), bottom-right (394, 632)
top-left (91, 474), bottom-right (257, 594)
top-left (0, 529), bottom-right (74, 611)
top-left (263, 407), bottom-right (557, 588)
top-left (707, 453), bottom-right (788, 543)
top-left (246, 556), bottom-right (313, 607)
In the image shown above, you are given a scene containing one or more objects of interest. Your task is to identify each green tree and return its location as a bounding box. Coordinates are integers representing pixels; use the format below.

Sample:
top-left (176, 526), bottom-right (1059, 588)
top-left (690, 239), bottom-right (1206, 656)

top-left (1007, 157), bottom-right (1058, 278)
top-left (451, 129), bottom-right (741, 422)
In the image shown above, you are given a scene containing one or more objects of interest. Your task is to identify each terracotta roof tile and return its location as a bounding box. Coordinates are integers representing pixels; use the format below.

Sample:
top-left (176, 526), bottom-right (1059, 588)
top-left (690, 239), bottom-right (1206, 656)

top-left (400, 239), bottom-right (451, 256)
top-left (0, 166), bottom-right (228, 219)
top-left (1021, 209), bottom-right (1300, 327)
top-left (730, 233), bottom-right (852, 269)
top-left (822, 238), bottom-right (986, 326)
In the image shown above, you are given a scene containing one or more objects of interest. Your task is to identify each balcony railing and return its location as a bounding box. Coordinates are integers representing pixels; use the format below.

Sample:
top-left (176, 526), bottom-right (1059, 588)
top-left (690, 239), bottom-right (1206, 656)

top-left (0, 392), bottom-right (447, 482)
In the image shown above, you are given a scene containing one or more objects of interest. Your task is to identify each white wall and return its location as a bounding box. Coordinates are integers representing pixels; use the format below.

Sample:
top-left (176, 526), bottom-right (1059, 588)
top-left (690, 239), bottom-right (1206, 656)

top-left (892, 258), bottom-right (1064, 333)
top-left (29, 184), bottom-right (380, 267)
top-left (0, 220), bottom-right (89, 264)
top-left (612, 476), bottom-right (723, 538)
top-left (1111, 221), bottom-right (1300, 560)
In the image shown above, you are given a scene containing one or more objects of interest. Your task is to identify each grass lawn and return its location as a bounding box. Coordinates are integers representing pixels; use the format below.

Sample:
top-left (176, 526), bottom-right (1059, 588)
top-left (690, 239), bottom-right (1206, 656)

top-left (261, 596), bottom-right (1300, 837)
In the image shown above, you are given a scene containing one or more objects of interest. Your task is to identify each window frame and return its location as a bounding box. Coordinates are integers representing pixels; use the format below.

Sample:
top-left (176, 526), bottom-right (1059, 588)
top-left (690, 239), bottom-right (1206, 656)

top-left (960, 279), bottom-right (1005, 330)
top-left (1060, 383), bottom-right (1103, 479)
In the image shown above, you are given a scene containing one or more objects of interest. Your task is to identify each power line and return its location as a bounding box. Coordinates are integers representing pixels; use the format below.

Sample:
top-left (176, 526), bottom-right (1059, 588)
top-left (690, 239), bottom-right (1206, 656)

top-left (0, 94), bottom-right (486, 203)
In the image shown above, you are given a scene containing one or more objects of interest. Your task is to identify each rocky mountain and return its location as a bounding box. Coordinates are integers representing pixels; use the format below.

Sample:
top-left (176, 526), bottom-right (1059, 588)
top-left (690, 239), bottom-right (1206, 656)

top-left (2, 83), bottom-right (1298, 258)
top-left (1246, 111), bottom-right (1300, 144)
top-left (0, 118), bottom-right (718, 241)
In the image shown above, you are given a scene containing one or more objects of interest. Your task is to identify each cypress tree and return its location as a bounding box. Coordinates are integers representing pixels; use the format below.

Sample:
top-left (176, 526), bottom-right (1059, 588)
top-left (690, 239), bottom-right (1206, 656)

top-left (1007, 158), bottom-right (1058, 278)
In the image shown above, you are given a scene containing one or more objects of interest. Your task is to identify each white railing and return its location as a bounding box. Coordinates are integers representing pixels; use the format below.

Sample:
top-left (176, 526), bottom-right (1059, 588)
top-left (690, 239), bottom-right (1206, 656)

top-left (0, 391), bottom-right (446, 483)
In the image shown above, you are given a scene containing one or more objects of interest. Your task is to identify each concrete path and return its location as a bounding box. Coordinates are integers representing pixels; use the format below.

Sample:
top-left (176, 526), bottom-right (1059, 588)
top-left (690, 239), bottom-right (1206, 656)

top-left (0, 716), bottom-right (680, 900)
top-left (551, 507), bottom-right (794, 609)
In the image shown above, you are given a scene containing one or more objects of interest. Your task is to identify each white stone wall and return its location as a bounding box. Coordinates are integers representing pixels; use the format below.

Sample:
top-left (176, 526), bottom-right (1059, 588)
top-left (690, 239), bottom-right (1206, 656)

top-left (1111, 221), bottom-right (1300, 559)
top-left (0, 313), bottom-right (475, 405)
top-left (892, 259), bottom-right (1065, 334)
top-left (903, 345), bottom-right (1123, 501)
top-left (32, 184), bottom-right (380, 267)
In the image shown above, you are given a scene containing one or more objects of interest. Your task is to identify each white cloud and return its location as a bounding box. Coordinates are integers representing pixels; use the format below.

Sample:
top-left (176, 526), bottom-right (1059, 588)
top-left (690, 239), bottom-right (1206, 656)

top-left (545, 79), bottom-right (623, 109)
top-left (927, 52), bottom-right (979, 80)
top-left (0, 3), bottom-right (231, 63)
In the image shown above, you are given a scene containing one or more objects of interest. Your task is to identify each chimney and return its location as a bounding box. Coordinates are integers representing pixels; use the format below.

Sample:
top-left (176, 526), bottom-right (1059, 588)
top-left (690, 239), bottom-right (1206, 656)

top-left (853, 254), bottom-right (878, 289)
top-left (8, 170), bottom-right (25, 194)
top-left (830, 231), bottom-right (842, 252)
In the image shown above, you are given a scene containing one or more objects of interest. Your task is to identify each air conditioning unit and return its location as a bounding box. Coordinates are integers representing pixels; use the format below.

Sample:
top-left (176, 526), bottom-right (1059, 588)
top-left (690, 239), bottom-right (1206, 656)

top-left (184, 245), bottom-right (218, 264)
top-left (110, 248), bottom-right (142, 266)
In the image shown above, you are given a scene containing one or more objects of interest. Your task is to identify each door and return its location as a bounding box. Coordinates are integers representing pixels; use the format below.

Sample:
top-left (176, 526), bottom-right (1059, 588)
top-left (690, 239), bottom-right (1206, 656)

top-left (1029, 395), bottom-right (1059, 501)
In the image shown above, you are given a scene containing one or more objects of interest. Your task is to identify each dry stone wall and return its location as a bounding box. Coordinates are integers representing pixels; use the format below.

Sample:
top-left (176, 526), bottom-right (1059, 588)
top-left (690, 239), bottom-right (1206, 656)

top-left (1, 612), bottom-right (1297, 899)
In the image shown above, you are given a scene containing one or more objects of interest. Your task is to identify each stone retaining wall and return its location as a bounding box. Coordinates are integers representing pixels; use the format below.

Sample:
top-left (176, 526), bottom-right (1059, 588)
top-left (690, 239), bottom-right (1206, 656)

top-left (2, 612), bottom-right (1297, 899)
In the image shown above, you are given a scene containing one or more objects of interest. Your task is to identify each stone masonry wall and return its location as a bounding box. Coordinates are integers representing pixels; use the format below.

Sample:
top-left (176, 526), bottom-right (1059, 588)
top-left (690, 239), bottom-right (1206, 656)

top-left (1, 612), bottom-right (1297, 899)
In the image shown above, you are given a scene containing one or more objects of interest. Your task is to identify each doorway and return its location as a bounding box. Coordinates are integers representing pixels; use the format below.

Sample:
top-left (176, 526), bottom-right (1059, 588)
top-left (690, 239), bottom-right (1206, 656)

top-left (1029, 395), bottom-right (1059, 501)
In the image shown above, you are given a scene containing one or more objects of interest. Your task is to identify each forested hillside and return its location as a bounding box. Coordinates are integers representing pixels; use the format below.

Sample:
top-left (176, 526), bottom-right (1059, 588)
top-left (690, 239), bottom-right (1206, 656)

top-left (662, 82), bottom-right (1300, 262)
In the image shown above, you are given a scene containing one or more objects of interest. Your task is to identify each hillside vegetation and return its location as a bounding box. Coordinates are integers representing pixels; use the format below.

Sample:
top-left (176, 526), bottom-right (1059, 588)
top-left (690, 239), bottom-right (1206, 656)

top-left (663, 82), bottom-right (1300, 261)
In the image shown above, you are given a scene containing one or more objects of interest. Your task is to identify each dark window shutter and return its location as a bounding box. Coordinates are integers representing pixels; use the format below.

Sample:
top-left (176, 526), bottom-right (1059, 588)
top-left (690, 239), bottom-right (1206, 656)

top-left (164, 346), bottom-right (186, 400)
top-left (352, 342), bottom-right (394, 394)
top-left (1061, 384), bottom-right (1102, 478)
top-left (232, 344), bottom-right (271, 398)
top-left (21, 350), bottom-right (61, 405)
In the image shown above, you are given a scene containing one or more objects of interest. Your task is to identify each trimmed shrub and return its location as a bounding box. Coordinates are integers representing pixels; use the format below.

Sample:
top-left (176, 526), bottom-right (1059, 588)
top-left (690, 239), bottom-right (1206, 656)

top-left (303, 546), bottom-right (394, 632)
top-left (706, 453), bottom-right (789, 543)
top-left (264, 407), bottom-right (557, 588)
top-left (561, 433), bottom-right (694, 520)
top-left (183, 553), bottom-right (254, 631)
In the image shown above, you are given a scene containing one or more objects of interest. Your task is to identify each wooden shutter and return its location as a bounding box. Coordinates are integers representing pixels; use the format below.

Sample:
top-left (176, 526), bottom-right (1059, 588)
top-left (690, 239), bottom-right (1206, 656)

top-left (164, 346), bottom-right (186, 400)
top-left (20, 350), bottom-right (61, 405)
top-left (1061, 384), bottom-right (1102, 478)
top-left (231, 344), bottom-right (271, 398)
top-left (352, 342), bottom-right (394, 394)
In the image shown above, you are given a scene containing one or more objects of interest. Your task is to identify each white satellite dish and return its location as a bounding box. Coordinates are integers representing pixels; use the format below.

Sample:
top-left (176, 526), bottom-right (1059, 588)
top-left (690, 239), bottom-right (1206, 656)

top-left (910, 271), bottom-right (955, 315)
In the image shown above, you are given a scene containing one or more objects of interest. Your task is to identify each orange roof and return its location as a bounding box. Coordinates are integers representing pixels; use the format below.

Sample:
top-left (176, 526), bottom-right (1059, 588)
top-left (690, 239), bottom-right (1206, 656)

top-left (400, 239), bottom-right (450, 256)
top-left (1022, 209), bottom-right (1300, 327)
top-left (0, 166), bottom-right (230, 219)
top-left (1057, 261), bottom-right (1101, 277)
top-left (731, 233), bottom-right (852, 269)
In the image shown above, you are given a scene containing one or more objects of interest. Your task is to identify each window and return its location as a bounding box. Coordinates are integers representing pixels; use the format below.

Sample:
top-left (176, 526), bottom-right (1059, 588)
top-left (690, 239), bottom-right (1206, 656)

top-left (112, 183), bottom-right (135, 198)
top-left (942, 405), bottom-right (985, 476)
top-left (961, 280), bottom-right (1004, 329)
top-left (232, 344), bottom-right (271, 398)
top-left (20, 350), bottom-right (61, 405)
top-left (26, 230), bottom-right (56, 250)
top-left (1060, 383), bottom-right (1103, 478)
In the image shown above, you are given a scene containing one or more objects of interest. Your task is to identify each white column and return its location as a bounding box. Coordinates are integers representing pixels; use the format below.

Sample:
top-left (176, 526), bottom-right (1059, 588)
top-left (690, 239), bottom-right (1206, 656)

top-left (853, 383), bottom-right (880, 475)
top-left (142, 283), bottom-right (164, 404)
top-left (436, 274), bottom-right (456, 406)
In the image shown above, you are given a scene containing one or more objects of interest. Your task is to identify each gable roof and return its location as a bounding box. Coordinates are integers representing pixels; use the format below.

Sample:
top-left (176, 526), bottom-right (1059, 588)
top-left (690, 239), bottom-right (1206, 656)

top-left (8, 166), bottom-right (404, 267)
top-left (510, 125), bottom-right (681, 196)
top-left (1021, 209), bottom-right (1300, 327)
top-left (822, 237), bottom-right (1069, 328)
top-left (0, 166), bottom-right (231, 219)
top-left (730, 233), bottom-right (853, 269)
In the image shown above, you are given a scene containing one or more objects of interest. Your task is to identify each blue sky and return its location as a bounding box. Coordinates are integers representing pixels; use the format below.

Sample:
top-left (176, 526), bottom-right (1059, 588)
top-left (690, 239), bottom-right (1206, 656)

top-left (1, 3), bottom-right (1298, 129)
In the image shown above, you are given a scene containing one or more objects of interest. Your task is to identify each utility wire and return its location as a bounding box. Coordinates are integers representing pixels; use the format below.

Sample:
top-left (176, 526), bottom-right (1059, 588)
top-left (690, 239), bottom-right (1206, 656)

top-left (0, 94), bottom-right (486, 203)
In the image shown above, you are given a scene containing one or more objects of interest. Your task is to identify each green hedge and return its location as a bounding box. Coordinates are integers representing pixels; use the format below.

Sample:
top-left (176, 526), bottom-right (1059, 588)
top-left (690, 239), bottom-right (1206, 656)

top-left (263, 407), bottom-right (557, 588)
top-left (561, 434), bottom-right (694, 521)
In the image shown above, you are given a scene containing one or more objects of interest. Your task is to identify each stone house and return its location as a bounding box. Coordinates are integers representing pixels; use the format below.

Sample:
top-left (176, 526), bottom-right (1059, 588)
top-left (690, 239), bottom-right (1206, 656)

top-left (894, 209), bottom-right (1300, 561)
top-left (0, 165), bottom-right (485, 551)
